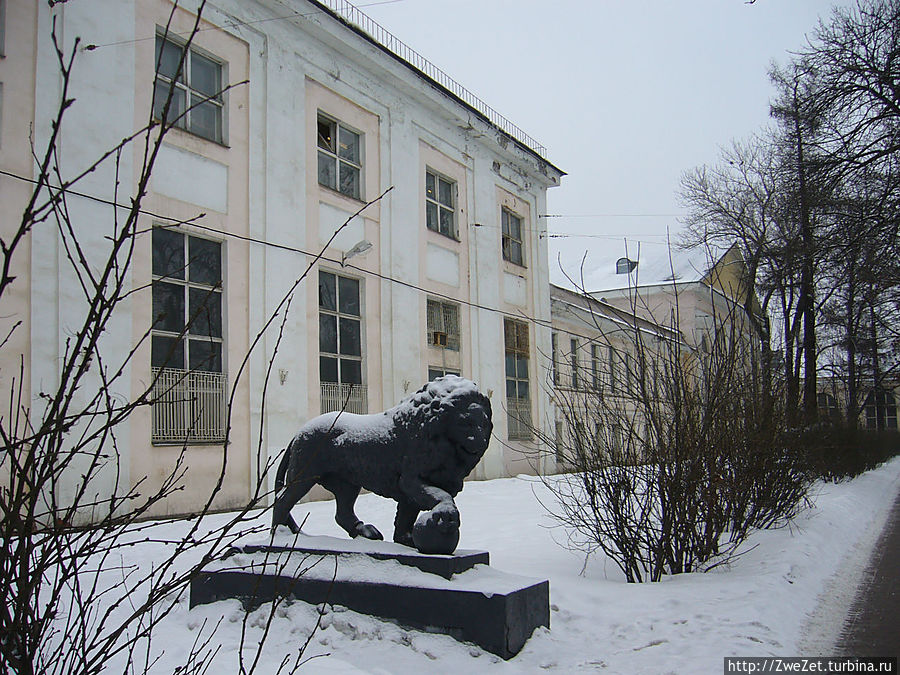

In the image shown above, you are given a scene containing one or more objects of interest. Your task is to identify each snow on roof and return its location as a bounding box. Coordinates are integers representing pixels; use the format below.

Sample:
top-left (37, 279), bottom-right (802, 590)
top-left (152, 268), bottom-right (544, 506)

top-left (551, 240), bottom-right (722, 294)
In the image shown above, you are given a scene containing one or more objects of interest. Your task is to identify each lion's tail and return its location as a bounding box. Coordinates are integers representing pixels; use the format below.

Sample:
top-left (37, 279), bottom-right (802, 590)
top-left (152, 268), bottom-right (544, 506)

top-left (274, 446), bottom-right (290, 493)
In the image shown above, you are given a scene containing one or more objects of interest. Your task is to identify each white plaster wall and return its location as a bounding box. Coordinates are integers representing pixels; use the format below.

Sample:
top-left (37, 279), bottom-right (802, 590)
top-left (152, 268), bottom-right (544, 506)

top-left (14, 0), bottom-right (562, 516)
top-left (30, 1), bottom-right (139, 514)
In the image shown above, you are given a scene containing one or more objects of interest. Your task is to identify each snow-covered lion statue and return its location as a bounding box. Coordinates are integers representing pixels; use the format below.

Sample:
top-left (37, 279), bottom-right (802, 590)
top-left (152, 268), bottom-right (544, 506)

top-left (272, 375), bottom-right (492, 554)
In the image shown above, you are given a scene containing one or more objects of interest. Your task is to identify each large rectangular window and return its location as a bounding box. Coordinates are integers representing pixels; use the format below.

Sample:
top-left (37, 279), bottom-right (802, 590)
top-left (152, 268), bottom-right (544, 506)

top-left (319, 270), bottom-right (366, 413)
top-left (865, 389), bottom-right (898, 430)
top-left (153, 34), bottom-right (224, 143)
top-left (551, 332), bottom-right (559, 386)
top-left (151, 228), bottom-right (225, 443)
top-left (0, 0), bottom-right (6, 58)
top-left (591, 343), bottom-right (602, 391)
top-left (425, 170), bottom-right (456, 239)
top-left (317, 114), bottom-right (362, 200)
top-left (501, 209), bottom-right (524, 266)
top-left (570, 338), bottom-right (579, 389)
top-left (505, 318), bottom-right (531, 439)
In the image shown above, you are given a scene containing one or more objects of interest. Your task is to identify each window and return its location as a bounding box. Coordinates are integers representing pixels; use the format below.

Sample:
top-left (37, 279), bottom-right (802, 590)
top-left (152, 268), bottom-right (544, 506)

top-left (591, 344), bottom-right (601, 391)
top-left (623, 351), bottom-right (633, 395)
top-left (865, 389), bottom-right (897, 430)
top-left (153, 34), bottom-right (224, 143)
top-left (570, 338), bottom-right (579, 389)
top-left (817, 392), bottom-right (839, 421)
top-left (504, 318), bottom-right (531, 439)
top-left (0, 0), bottom-right (6, 58)
top-left (551, 332), bottom-right (559, 386)
top-left (319, 270), bottom-right (367, 414)
top-left (425, 170), bottom-right (456, 238)
top-left (607, 346), bottom-right (632, 394)
top-left (428, 367), bottom-right (460, 381)
top-left (426, 299), bottom-right (460, 351)
top-left (608, 345), bottom-right (617, 393)
top-left (616, 257), bottom-right (637, 275)
top-left (151, 228), bottom-right (225, 443)
top-left (501, 209), bottom-right (524, 266)
top-left (317, 114), bottom-right (362, 200)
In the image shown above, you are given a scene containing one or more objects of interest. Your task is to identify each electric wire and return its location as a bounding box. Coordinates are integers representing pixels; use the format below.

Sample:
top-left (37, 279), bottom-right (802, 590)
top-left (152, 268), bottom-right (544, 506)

top-left (0, 167), bottom-right (670, 346)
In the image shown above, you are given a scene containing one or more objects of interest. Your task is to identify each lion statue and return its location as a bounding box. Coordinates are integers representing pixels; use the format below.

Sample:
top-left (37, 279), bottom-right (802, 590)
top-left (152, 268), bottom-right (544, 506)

top-left (272, 375), bottom-right (492, 554)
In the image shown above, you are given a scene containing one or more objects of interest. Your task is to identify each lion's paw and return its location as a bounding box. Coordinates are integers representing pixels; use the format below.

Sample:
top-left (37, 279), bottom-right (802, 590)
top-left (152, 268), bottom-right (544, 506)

top-left (355, 523), bottom-right (383, 540)
top-left (412, 508), bottom-right (460, 555)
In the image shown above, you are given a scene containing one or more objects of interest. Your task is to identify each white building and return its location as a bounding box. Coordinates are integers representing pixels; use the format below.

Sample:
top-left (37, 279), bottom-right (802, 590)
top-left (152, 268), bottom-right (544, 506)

top-left (0, 0), bottom-right (563, 517)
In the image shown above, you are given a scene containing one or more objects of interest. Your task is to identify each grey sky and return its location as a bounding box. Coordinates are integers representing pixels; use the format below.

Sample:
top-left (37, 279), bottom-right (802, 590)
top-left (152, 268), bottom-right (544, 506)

top-left (362, 0), bottom-right (855, 287)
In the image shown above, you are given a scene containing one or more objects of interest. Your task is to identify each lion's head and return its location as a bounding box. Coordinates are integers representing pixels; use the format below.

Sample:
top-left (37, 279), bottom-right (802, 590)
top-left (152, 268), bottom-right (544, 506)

top-left (391, 375), bottom-right (493, 462)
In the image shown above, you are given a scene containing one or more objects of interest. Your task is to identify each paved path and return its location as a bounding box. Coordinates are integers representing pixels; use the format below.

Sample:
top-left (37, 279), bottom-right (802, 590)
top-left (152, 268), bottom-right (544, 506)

top-left (835, 490), bottom-right (900, 657)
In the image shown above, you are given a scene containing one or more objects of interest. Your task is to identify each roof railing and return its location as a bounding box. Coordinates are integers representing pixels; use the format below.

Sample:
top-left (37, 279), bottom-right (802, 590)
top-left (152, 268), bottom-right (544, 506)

top-left (314, 0), bottom-right (549, 158)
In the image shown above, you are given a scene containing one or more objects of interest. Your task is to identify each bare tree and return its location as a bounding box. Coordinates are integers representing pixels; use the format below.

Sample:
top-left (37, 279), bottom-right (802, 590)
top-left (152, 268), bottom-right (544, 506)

top-left (799, 0), bottom-right (900, 173)
top-left (682, 0), bottom-right (900, 426)
top-left (680, 135), bottom-right (811, 423)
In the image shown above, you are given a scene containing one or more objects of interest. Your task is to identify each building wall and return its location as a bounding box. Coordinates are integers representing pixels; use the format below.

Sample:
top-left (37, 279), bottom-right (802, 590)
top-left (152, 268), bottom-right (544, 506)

top-left (3, 0), bottom-right (561, 517)
top-left (549, 285), bottom-right (671, 471)
top-left (0, 0), bottom-right (37, 440)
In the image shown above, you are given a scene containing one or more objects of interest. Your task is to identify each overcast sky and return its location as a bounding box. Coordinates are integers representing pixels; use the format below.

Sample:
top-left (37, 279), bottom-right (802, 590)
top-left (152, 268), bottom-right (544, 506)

top-left (361, 0), bottom-right (855, 286)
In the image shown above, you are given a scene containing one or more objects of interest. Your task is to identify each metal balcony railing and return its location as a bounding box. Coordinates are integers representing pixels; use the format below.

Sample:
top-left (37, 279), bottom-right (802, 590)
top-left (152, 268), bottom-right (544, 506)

top-left (321, 382), bottom-right (368, 415)
top-left (313, 0), bottom-right (548, 158)
top-left (151, 368), bottom-right (227, 443)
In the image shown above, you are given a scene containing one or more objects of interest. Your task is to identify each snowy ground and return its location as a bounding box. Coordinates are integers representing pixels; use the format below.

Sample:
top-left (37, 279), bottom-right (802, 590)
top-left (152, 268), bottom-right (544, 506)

top-left (117, 457), bottom-right (900, 674)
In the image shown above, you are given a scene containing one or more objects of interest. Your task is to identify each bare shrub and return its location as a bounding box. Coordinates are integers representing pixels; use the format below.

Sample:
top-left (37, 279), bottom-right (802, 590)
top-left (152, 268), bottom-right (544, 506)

top-left (541, 269), bottom-right (810, 582)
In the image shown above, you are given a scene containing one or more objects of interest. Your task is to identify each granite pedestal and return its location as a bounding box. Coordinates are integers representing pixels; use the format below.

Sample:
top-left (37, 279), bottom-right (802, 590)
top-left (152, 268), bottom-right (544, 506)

top-left (189, 533), bottom-right (549, 659)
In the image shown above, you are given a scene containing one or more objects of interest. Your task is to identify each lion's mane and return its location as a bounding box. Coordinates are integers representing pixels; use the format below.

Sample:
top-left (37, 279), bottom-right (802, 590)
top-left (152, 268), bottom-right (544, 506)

top-left (388, 375), bottom-right (493, 465)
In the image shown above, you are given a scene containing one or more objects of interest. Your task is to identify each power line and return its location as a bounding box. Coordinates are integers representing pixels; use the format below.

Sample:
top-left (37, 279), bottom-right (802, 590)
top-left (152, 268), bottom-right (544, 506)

top-left (3, 167), bottom-right (640, 345)
top-left (540, 213), bottom-right (686, 218)
top-left (544, 233), bottom-right (674, 245)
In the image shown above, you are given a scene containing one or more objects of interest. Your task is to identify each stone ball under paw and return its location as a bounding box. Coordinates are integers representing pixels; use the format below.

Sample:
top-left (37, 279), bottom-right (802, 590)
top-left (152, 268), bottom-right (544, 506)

top-left (412, 509), bottom-right (460, 555)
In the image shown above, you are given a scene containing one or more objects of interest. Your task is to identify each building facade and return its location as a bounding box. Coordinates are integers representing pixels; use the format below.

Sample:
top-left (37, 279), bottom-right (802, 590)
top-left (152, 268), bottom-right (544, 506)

top-left (0, 0), bottom-right (563, 517)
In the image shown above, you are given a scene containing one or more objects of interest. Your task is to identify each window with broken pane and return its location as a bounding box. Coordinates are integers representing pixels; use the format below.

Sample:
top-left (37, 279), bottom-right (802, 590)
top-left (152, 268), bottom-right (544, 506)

top-left (501, 208), bottom-right (524, 266)
top-left (317, 113), bottom-right (362, 199)
top-left (426, 299), bottom-right (460, 351)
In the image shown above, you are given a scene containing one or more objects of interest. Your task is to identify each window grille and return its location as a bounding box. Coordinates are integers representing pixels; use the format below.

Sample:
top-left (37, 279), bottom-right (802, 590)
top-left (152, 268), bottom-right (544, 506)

top-left (320, 382), bottom-right (368, 415)
top-left (426, 299), bottom-right (460, 351)
top-left (151, 368), bottom-right (226, 443)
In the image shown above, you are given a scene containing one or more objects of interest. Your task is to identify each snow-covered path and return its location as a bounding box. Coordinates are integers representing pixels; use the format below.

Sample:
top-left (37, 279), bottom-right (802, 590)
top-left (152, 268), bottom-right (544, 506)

top-left (121, 457), bottom-right (900, 674)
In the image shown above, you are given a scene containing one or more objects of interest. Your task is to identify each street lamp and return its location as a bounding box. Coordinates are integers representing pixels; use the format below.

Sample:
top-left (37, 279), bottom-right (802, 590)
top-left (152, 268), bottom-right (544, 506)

top-left (342, 239), bottom-right (373, 266)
